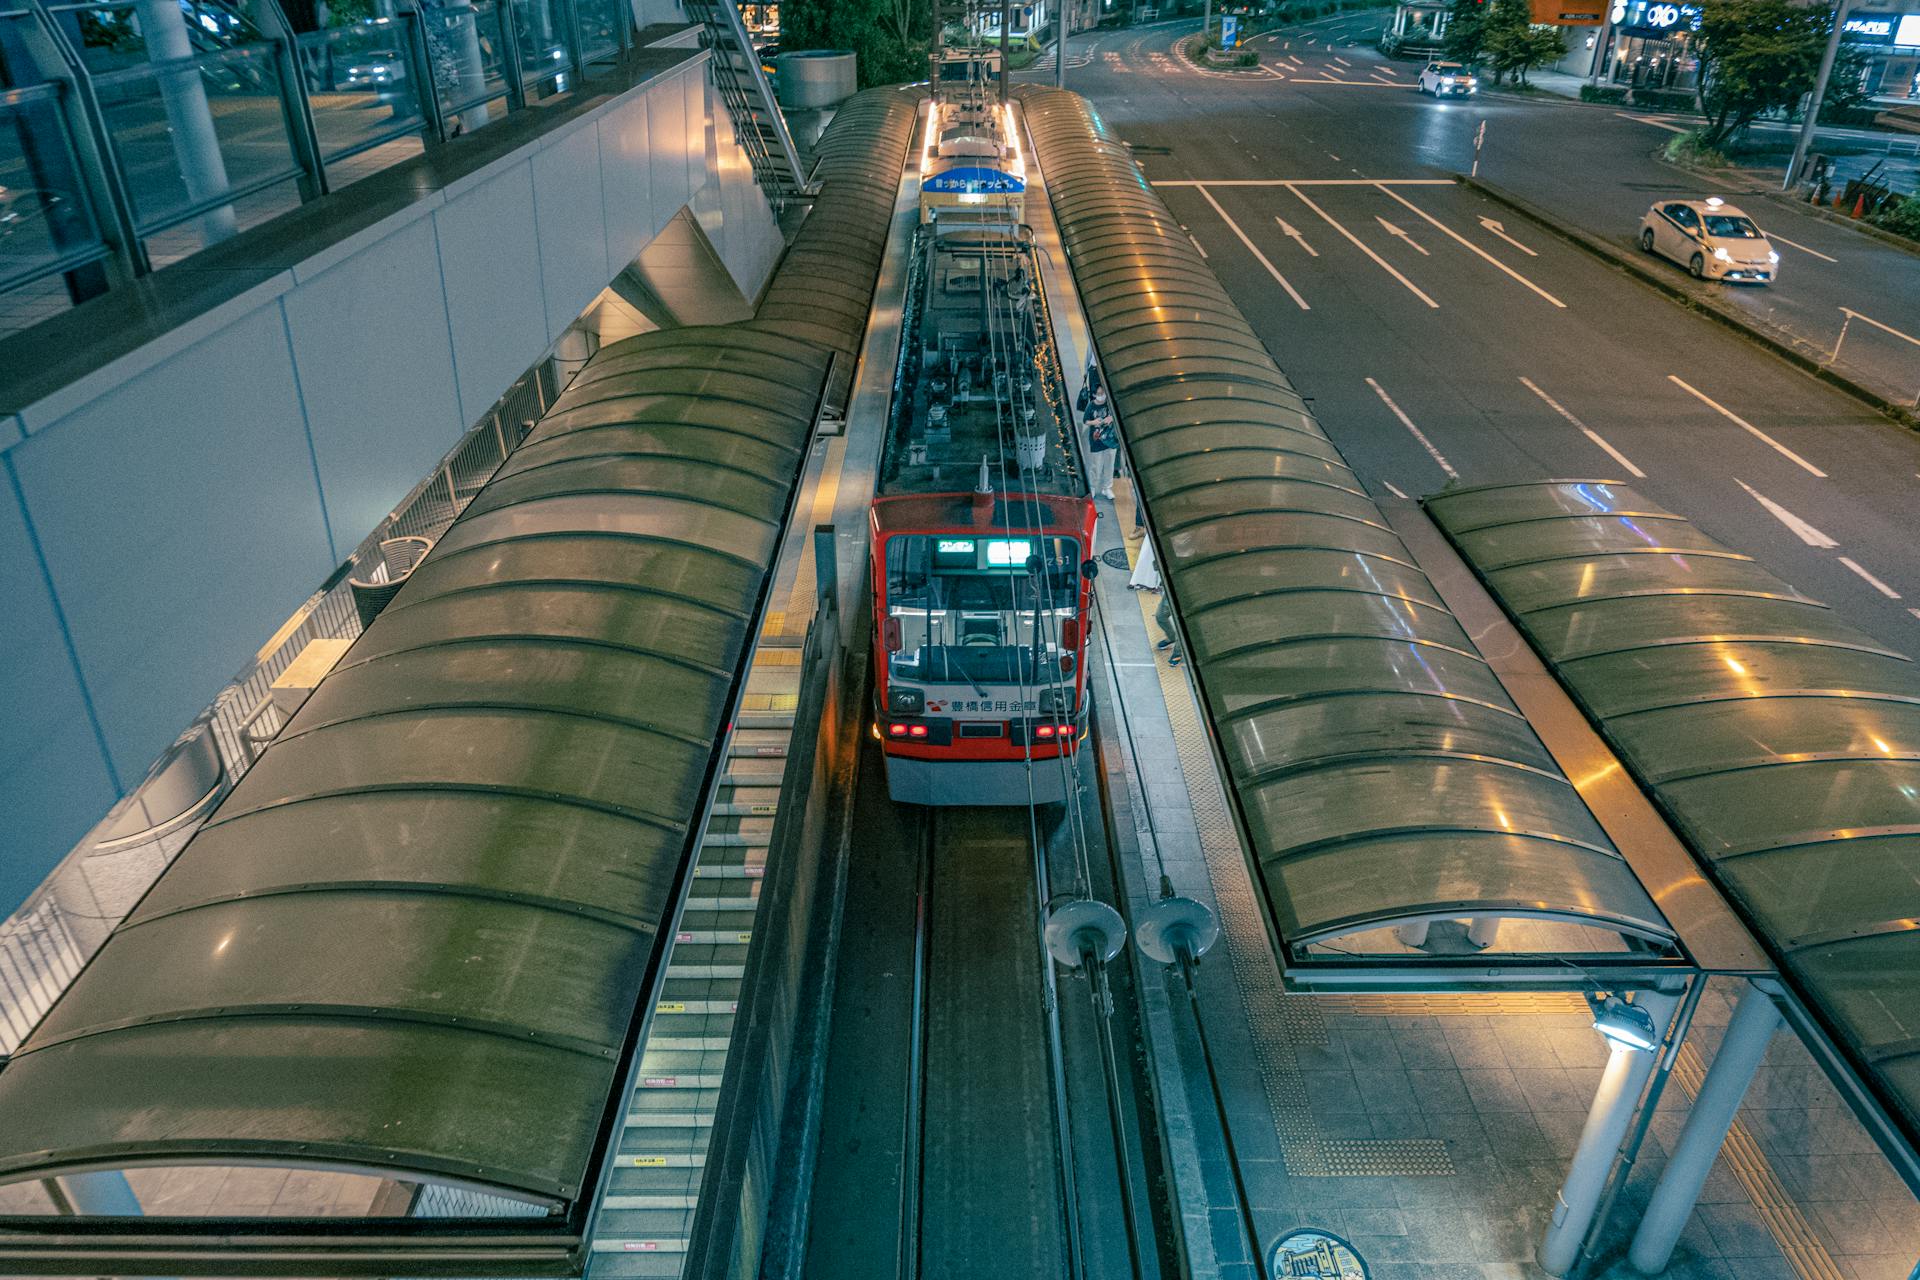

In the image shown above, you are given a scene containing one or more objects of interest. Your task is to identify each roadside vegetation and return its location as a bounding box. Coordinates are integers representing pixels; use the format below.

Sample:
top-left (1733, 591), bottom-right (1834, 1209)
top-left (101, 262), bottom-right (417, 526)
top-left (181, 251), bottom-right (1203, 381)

top-left (1441, 0), bottom-right (1565, 86)
top-left (780, 0), bottom-right (930, 86)
top-left (1866, 194), bottom-right (1920, 241)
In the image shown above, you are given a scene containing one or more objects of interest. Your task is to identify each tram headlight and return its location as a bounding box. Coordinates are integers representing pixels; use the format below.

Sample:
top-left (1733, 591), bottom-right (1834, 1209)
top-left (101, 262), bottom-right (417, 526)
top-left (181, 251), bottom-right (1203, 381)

top-left (889, 686), bottom-right (925, 714)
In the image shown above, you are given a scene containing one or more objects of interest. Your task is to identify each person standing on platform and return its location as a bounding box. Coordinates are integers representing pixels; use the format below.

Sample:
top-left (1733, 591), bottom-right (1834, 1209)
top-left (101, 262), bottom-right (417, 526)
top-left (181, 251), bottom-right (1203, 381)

top-left (1083, 384), bottom-right (1117, 500)
top-left (1155, 593), bottom-right (1183, 667)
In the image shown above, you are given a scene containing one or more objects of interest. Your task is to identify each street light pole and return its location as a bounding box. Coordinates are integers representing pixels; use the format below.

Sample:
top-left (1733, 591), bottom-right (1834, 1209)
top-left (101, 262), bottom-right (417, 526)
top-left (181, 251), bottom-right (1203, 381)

top-left (1056, 1), bottom-right (1068, 87)
top-left (1001, 0), bottom-right (1012, 102)
top-left (1785, 0), bottom-right (1852, 190)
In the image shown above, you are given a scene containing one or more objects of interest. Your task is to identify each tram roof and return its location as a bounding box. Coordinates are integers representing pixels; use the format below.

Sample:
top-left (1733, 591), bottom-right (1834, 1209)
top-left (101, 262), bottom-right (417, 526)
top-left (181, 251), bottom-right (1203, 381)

top-left (1427, 479), bottom-right (1920, 1144)
top-left (1019, 87), bottom-right (1681, 967)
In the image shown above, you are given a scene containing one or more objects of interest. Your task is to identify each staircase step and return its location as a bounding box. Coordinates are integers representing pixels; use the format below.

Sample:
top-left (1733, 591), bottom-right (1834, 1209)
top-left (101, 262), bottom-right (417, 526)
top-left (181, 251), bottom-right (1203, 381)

top-left (652, 962), bottom-right (746, 978)
top-left (595, 1207), bottom-right (694, 1238)
top-left (605, 1165), bottom-right (698, 1196)
top-left (632, 1070), bottom-right (726, 1089)
top-left (668, 929), bottom-right (755, 946)
top-left (677, 908), bottom-right (758, 931)
top-left (624, 1110), bottom-right (715, 1131)
top-left (618, 1130), bottom-right (709, 1159)
top-left (629, 1088), bottom-right (722, 1119)
top-left (683, 855), bottom-right (756, 875)
top-left (658, 975), bottom-right (743, 1003)
top-left (587, 1250), bottom-right (690, 1278)
top-left (602, 1193), bottom-right (698, 1211)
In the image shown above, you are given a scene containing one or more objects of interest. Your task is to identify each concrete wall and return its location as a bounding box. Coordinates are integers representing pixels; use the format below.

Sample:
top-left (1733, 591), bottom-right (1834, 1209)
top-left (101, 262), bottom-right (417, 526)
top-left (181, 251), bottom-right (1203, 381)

top-left (0, 52), bottom-right (784, 911)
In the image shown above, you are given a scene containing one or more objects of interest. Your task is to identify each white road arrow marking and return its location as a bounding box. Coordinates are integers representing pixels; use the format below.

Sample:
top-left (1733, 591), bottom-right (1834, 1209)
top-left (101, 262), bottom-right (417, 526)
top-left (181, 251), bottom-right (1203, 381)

top-left (1477, 216), bottom-right (1538, 257)
top-left (1735, 478), bottom-right (1837, 548)
top-left (1376, 216), bottom-right (1430, 255)
top-left (1196, 184), bottom-right (1310, 309)
top-left (1275, 217), bottom-right (1319, 256)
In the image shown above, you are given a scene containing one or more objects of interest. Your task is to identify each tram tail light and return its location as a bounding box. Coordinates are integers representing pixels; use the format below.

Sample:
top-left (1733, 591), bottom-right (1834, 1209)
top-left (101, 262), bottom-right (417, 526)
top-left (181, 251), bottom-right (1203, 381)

top-left (1035, 724), bottom-right (1056, 739)
top-left (1061, 618), bottom-right (1080, 650)
top-left (908, 723), bottom-right (929, 738)
top-left (882, 616), bottom-right (903, 652)
top-left (888, 723), bottom-right (908, 737)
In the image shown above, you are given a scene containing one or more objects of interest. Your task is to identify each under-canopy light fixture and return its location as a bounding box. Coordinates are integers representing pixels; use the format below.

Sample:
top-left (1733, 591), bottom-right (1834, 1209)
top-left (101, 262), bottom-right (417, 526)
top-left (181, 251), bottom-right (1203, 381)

top-left (1587, 991), bottom-right (1660, 1052)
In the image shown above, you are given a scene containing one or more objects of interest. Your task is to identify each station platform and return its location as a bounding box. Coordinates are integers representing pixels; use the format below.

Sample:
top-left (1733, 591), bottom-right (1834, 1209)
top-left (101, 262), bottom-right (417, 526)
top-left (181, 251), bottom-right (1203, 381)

top-left (1085, 474), bottom-right (1920, 1280)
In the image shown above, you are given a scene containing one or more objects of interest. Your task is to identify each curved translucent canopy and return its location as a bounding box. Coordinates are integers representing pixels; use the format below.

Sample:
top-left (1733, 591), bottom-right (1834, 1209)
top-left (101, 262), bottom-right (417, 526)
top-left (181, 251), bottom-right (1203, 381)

top-left (0, 326), bottom-right (834, 1205)
top-left (1428, 480), bottom-right (1920, 1134)
top-left (752, 89), bottom-right (922, 415)
top-left (1020, 89), bottom-right (1675, 955)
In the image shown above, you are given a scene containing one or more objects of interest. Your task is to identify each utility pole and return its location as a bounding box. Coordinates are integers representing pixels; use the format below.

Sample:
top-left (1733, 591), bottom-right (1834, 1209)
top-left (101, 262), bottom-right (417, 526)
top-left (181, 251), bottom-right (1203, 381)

top-left (1786, 0), bottom-right (1852, 189)
top-left (1204, 0), bottom-right (1213, 44)
top-left (1588, 1), bottom-right (1617, 84)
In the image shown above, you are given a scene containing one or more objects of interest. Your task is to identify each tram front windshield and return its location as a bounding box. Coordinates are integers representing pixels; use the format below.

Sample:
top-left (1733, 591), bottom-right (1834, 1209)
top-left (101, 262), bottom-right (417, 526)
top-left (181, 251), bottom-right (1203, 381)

top-left (884, 534), bottom-right (1080, 688)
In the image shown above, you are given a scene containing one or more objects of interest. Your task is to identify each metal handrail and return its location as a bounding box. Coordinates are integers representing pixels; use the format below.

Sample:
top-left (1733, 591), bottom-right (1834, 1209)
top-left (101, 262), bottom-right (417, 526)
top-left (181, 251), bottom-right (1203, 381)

top-left (0, 80), bottom-right (64, 105)
top-left (87, 41), bottom-right (285, 88)
top-left (130, 163), bottom-right (304, 235)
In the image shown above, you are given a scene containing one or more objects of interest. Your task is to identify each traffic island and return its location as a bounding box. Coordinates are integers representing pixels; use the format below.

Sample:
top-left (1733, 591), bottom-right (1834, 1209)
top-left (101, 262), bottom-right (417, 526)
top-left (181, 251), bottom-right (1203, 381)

top-left (1458, 173), bottom-right (1920, 432)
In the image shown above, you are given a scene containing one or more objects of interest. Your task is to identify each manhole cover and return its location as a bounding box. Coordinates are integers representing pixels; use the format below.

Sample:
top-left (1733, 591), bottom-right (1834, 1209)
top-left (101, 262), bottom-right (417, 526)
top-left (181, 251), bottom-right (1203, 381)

top-left (1101, 548), bottom-right (1132, 570)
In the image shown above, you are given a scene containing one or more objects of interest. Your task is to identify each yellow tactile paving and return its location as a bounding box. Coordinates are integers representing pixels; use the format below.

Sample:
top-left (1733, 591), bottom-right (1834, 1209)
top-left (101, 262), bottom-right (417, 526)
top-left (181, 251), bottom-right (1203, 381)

top-left (1318, 992), bottom-right (1589, 1017)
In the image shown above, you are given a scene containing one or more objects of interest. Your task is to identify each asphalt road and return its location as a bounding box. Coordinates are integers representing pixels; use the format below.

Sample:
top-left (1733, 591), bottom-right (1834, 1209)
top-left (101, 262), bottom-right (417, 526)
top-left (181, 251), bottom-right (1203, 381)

top-left (1026, 16), bottom-right (1920, 654)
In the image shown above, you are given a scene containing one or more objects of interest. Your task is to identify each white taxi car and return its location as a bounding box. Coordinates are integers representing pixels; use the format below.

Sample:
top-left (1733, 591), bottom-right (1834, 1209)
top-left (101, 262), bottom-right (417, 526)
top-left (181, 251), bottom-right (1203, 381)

top-left (1416, 61), bottom-right (1478, 96)
top-left (1638, 197), bottom-right (1779, 284)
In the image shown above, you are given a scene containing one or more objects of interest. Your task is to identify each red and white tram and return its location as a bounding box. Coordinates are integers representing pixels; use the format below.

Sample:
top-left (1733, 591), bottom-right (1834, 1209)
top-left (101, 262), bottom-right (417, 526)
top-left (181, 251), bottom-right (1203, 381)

top-left (870, 82), bottom-right (1097, 806)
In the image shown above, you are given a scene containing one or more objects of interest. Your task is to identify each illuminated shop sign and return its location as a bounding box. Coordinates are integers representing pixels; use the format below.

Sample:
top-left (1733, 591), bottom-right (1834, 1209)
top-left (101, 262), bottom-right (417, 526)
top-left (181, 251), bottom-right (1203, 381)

top-left (1843, 14), bottom-right (1896, 40)
top-left (1618, 0), bottom-right (1700, 37)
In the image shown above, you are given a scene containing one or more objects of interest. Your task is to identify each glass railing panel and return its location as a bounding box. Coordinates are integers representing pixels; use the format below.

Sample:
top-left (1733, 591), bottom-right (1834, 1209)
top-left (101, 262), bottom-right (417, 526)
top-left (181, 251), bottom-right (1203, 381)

top-left (420, 0), bottom-right (507, 126)
top-left (0, 85), bottom-right (111, 294)
top-left (573, 0), bottom-right (620, 70)
top-left (297, 19), bottom-right (428, 171)
top-left (49, 0), bottom-right (274, 76)
top-left (509, 0), bottom-right (569, 98)
top-left (92, 44), bottom-right (302, 244)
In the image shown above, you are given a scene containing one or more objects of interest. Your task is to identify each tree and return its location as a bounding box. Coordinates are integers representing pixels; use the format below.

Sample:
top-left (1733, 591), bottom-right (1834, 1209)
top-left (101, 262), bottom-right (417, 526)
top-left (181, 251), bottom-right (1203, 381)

top-left (1442, 0), bottom-right (1488, 64)
top-left (1480, 0), bottom-right (1563, 85)
top-left (1693, 0), bottom-right (1826, 145)
top-left (783, 0), bottom-right (930, 87)
top-left (1820, 43), bottom-right (1874, 117)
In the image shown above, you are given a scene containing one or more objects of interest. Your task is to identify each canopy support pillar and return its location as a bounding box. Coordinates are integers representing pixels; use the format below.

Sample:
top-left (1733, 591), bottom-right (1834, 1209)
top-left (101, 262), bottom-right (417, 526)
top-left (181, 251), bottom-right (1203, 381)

top-left (55, 1171), bottom-right (142, 1217)
top-left (1629, 984), bottom-right (1780, 1274)
top-left (1538, 987), bottom-right (1683, 1277)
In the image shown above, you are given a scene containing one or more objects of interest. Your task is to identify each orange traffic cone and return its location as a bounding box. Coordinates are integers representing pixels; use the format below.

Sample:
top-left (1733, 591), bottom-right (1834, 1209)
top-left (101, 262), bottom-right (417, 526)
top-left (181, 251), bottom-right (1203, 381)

top-left (1853, 192), bottom-right (1867, 218)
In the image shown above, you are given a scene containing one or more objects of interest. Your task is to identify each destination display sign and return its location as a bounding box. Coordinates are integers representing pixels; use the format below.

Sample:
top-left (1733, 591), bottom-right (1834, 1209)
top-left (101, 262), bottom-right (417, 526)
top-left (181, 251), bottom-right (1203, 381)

top-left (923, 166), bottom-right (1026, 194)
